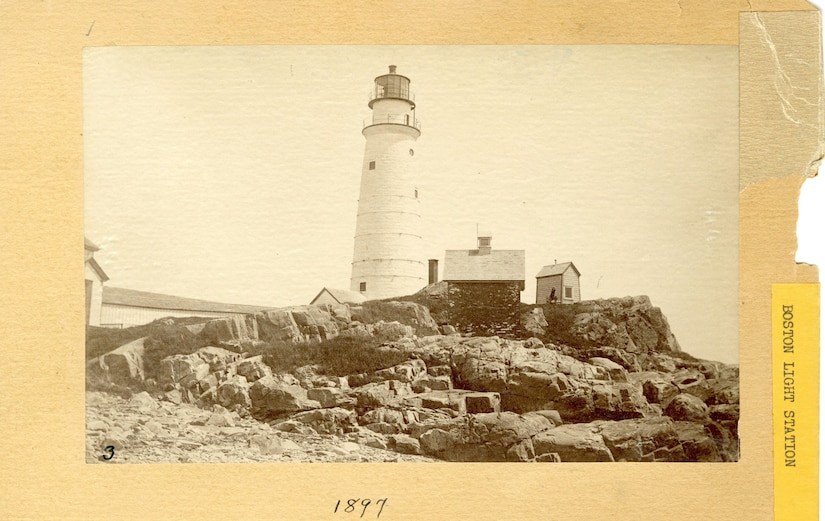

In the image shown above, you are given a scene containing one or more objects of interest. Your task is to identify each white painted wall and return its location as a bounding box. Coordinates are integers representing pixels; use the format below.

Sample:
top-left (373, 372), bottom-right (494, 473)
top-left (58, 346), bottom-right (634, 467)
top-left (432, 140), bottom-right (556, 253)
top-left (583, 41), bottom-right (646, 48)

top-left (351, 92), bottom-right (425, 299)
top-left (84, 263), bottom-right (104, 326)
top-left (309, 291), bottom-right (339, 306)
top-left (561, 269), bottom-right (581, 302)
top-left (99, 303), bottom-right (244, 329)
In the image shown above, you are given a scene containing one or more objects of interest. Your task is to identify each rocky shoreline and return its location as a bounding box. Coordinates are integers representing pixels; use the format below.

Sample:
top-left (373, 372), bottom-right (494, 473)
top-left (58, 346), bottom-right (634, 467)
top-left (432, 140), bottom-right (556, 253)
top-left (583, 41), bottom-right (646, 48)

top-left (86, 295), bottom-right (739, 463)
top-left (86, 391), bottom-right (437, 463)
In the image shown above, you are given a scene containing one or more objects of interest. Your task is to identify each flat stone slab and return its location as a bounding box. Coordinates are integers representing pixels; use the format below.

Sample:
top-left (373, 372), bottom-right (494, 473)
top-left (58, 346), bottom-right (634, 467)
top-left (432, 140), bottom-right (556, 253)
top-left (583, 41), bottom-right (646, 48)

top-left (464, 392), bottom-right (501, 414)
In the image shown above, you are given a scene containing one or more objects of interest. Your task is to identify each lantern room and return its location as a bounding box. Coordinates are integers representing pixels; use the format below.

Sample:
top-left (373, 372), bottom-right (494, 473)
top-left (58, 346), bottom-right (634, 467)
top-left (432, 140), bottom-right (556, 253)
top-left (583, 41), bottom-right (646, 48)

top-left (368, 65), bottom-right (415, 109)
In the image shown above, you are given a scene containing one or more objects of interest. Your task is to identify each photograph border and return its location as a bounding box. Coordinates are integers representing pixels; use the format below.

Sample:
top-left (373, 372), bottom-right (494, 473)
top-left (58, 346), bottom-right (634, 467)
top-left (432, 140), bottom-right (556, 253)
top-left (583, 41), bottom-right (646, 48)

top-left (0, 2), bottom-right (820, 519)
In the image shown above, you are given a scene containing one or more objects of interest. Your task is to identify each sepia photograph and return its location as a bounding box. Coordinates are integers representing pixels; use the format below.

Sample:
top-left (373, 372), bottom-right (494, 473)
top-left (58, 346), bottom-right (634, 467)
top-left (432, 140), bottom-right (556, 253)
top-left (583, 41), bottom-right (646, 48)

top-left (84, 45), bottom-right (740, 463)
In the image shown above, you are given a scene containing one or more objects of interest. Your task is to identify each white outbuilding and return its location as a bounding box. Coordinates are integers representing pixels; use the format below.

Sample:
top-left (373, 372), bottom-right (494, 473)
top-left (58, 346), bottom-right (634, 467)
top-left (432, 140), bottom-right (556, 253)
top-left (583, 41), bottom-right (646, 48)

top-left (535, 262), bottom-right (581, 304)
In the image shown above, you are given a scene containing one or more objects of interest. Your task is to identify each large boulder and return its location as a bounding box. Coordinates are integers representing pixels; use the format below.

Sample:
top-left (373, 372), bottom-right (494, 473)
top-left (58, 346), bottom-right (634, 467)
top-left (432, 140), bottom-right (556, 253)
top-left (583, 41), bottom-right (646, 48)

top-left (418, 412), bottom-right (553, 462)
top-left (103, 337), bottom-right (147, 383)
top-left (579, 345), bottom-right (641, 372)
top-left (351, 301), bottom-right (440, 337)
top-left (255, 310), bottom-right (304, 344)
top-left (306, 387), bottom-right (353, 408)
top-left (288, 306), bottom-right (340, 342)
top-left (599, 417), bottom-right (684, 462)
top-left (290, 407), bottom-right (358, 435)
top-left (405, 335), bottom-right (462, 367)
top-left (664, 394), bottom-right (710, 423)
top-left (157, 352), bottom-right (210, 388)
top-left (195, 346), bottom-right (241, 373)
top-left (255, 306), bottom-right (342, 344)
top-left (587, 357), bottom-right (628, 382)
top-left (390, 434), bottom-right (422, 455)
top-left (349, 359), bottom-right (427, 388)
top-left (450, 337), bottom-right (510, 393)
top-left (249, 375), bottom-right (321, 418)
top-left (504, 371), bottom-right (570, 411)
top-left (520, 307), bottom-right (548, 337)
top-left (127, 391), bottom-right (158, 412)
top-left (370, 321), bottom-right (414, 341)
top-left (215, 376), bottom-right (251, 408)
top-left (199, 315), bottom-right (258, 346)
top-left (321, 303), bottom-right (353, 325)
top-left (86, 337), bottom-right (147, 388)
top-left (672, 421), bottom-right (723, 461)
top-left (707, 377), bottom-right (739, 405)
top-left (590, 381), bottom-right (649, 420)
top-left (571, 296), bottom-right (682, 355)
top-left (155, 346), bottom-right (240, 391)
top-left (463, 392), bottom-right (501, 414)
top-left (234, 355), bottom-right (272, 383)
top-left (352, 380), bottom-right (413, 408)
top-left (628, 371), bottom-right (679, 404)
top-left (672, 369), bottom-right (714, 402)
top-left (360, 407), bottom-right (410, 434)
top-left (249, 433), bottom-right (284, 455)
top-left (532, 423), bottom-right (615, 462)
top-left (412, 375), bottom-right (453, 393)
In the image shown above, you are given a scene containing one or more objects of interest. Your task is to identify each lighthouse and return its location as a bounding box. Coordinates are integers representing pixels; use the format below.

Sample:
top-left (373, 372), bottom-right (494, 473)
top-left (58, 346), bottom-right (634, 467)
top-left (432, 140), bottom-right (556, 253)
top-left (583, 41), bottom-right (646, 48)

top-left (350, 65), bottom-right (425, 299)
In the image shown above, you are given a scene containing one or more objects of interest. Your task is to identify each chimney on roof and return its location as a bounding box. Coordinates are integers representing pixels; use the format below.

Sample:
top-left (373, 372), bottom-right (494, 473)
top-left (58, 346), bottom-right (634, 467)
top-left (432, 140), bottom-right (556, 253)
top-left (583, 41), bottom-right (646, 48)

top-left (477, 234), bottom-right (492, 256)
top-left (428, 259), bottom-right (439, 284)
top-left (389, 65), bottom-right (397, 73)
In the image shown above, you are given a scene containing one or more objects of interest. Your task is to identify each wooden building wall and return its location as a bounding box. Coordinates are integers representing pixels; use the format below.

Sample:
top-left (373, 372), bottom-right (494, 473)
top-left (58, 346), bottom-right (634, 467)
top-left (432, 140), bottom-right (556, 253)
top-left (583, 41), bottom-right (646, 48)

top-left (536, 271), bottom-right (581, 304)
top-left (84, 264), bottom-right (104, 326)
top-left (536, 275), bottom-right (562, 304)
top-left (561, 269), bottom-right (581, 302)
top-left (99, 303), bottom-right (244, 329)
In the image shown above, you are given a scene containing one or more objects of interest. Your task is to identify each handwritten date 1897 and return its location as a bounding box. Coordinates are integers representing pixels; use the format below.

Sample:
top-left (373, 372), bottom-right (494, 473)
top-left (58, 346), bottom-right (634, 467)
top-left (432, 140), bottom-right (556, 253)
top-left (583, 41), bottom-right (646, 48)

top-left (334, 498), bottom-right (388, 518)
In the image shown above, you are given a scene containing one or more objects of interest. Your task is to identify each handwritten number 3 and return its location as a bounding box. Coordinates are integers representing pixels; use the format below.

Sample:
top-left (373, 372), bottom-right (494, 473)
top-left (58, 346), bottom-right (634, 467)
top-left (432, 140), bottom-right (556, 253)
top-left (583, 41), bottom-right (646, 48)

top-left (102, 445), bottom-right (115, 460)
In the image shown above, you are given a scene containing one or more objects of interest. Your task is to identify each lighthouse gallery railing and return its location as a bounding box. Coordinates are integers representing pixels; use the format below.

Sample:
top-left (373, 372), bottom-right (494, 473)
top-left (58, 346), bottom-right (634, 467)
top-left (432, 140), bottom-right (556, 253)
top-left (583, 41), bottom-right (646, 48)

top-left (363, 114), bottom-right (421, 130)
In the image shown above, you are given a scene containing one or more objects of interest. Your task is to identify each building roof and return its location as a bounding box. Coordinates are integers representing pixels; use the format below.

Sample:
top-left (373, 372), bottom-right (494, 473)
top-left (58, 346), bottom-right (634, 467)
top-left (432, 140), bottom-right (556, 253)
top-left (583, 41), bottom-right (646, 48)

top-left (101, 286), bottom-right (273, 314)
top-left (86, 257), bottom-right (109, 282)
top-left (443, 249), bottom-right (525, 282)
top-left (84, 237), bottom-right (100, 252)
top-left (309, 287), bottom-right (367, 305)
top-left (536, 261), bottom-right (580, 278)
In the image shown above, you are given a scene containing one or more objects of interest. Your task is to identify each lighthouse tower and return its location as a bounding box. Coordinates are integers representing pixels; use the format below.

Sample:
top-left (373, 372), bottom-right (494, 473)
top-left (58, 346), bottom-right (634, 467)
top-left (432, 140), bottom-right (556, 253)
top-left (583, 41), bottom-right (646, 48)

top-left (350, 65), bottom-right (424, 299)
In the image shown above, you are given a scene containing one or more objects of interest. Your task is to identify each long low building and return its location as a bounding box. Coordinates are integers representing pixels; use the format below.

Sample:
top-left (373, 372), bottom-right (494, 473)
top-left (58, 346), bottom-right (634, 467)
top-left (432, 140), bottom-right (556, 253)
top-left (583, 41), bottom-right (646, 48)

top-left (98, 286), bottom-right (273, 329)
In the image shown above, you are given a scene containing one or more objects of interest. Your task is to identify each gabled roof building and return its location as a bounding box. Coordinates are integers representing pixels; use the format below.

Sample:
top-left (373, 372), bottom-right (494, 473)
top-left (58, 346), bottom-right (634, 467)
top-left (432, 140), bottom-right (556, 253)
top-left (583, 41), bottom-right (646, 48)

top-left (98, 286), bottom-right (273, 329)
top-left (309, 287), bottom-right (368, 306)
top-left (442, 234), bottom-right (525, 334)
top-left (536, 261), bottom-right (581, 304)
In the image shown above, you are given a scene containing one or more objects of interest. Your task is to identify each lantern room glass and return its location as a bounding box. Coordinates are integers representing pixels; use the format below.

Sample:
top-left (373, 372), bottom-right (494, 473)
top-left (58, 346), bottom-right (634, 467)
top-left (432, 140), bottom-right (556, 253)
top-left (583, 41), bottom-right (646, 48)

top-left (374, 74), bottom-right (411, 101)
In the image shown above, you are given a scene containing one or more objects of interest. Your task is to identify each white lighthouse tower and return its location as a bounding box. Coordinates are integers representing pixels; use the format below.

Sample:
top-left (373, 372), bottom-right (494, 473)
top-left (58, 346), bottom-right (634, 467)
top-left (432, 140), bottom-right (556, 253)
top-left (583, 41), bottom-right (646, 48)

top-left (350, 65), bottom-right (424, 299)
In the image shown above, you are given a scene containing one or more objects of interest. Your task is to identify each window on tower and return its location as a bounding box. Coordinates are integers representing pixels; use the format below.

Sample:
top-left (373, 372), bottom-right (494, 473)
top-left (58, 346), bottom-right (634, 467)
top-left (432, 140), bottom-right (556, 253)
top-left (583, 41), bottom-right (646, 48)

top-left (369, 161), bottom-right (375, 170)
top-left (360, 282), bottom-right (367, 292)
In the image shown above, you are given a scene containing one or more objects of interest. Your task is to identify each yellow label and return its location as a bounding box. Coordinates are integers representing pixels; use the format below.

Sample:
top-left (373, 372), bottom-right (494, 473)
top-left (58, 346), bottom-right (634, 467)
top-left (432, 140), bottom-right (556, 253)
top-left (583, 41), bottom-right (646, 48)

top-left (773, 284), bottom-right (820, 521)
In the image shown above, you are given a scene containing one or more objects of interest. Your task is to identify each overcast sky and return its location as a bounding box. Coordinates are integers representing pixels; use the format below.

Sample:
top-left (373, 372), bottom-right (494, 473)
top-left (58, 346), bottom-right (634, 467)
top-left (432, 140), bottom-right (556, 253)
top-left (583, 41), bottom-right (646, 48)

top-left (84, 45), bottom-right (739, 363)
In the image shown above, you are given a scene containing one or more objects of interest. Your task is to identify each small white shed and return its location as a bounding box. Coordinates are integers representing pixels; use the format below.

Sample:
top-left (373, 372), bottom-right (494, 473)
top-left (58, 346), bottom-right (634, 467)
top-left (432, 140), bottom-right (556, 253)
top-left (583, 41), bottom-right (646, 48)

top-left (536, 262), bottom-right (581, 304)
